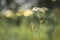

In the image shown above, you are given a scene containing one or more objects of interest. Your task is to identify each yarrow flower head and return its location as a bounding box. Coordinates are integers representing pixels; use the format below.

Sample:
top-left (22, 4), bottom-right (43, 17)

top-left (32, 7), bottom-right (40, 11)
top-left (32, 7), bottom-right (49, 18)
top-left (23, 9), bottom-right (33, 17)
top-left (32, 7), bottom-right (48, 13)
top-left (39, 8), bottom-right (45, 13)
top-left (3, 10), bottom-right (14, 18)
top-left (16, 9), bottom-right (25, 16)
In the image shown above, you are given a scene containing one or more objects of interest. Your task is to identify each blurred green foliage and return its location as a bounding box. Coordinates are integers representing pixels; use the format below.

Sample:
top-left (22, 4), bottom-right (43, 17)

top-left (0, 7), bottom-right (60, 40)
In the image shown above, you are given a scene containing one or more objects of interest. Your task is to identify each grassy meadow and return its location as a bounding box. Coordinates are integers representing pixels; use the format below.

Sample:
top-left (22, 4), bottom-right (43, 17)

top-left (0, 7), bottom-right (60, 40)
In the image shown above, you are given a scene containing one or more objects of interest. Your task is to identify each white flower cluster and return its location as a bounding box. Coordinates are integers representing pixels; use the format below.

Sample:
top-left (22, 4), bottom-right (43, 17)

top-left (32, 7), bottom-right (49, 18)
top-left (0, 7), bottom-right (49, 17)
top-left (23, 7), bottom-right (49, 17)
top-left (32, 7), bottom-right (49, 13)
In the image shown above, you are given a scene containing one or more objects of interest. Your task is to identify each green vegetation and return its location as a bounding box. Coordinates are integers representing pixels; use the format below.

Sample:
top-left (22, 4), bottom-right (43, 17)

top-left (0, 7), bottom-right (60, 40)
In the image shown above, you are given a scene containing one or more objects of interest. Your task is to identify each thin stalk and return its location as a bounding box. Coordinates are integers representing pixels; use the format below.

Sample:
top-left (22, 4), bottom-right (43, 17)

top-left (31, 22), bottom-right (34, 40)
top-left (38, 18), bottom-right (41, 40)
